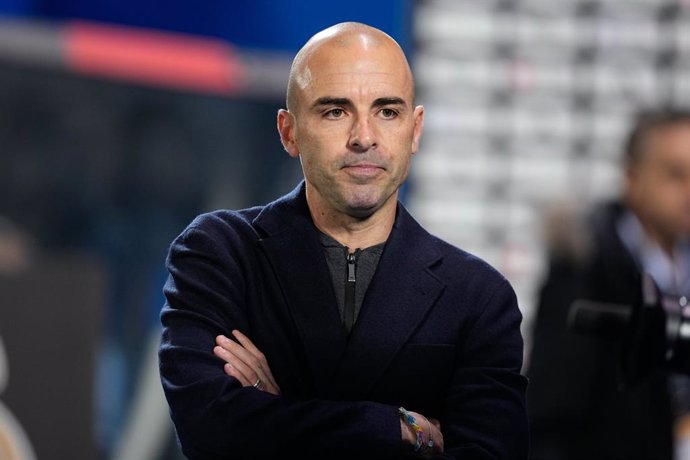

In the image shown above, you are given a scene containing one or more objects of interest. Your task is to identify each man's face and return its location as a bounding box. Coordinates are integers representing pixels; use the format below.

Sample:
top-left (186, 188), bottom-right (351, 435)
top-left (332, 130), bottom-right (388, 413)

top-left (278, 37), bottom-right (423, 219)
top-left (627, 123), bottom-right (690, 242)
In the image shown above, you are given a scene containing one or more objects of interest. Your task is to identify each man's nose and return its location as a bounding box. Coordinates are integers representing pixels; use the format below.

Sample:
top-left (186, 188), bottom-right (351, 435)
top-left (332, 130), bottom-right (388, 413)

top-left (348, 116), bottom-right (376, 152)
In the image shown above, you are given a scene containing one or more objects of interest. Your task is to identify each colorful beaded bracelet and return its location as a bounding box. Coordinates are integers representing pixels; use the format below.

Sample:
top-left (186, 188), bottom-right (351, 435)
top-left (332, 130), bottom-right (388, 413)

top-left (398, 407), bottom-right (433, 452)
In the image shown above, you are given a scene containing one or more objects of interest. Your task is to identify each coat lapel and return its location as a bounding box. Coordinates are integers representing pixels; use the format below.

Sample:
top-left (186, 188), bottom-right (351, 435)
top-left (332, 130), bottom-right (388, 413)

top-left (253, 184), bottom-right (446, 397)
top-left (253, 184), bottom-right (348, 390)
top-left (331, 205), bottom-right (445, 397)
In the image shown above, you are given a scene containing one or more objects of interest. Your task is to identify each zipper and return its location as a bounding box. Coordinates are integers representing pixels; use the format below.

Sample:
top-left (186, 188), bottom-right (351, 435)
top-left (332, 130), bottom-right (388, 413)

top-left (347, 252), bottom-right (356, 283)
top-left (343, 249), bottom-right (358, 335)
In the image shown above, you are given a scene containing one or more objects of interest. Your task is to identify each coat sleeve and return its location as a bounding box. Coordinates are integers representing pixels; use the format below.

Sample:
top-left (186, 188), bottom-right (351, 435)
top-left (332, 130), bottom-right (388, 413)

top-left (442, 276), bottom-right (529, 460)
top-left (158, 218), bottom-right (409, 460)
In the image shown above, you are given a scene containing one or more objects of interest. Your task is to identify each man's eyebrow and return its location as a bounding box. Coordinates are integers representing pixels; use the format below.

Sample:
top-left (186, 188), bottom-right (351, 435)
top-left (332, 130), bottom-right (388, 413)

top-left (311, 97), bottom-right (352, 109)
top-left (372, 97), bottom-right (406, 107)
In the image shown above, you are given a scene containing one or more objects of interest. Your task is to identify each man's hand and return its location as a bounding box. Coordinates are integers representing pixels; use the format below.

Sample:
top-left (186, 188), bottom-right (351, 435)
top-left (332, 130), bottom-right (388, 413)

top-left (213, 330), bottom-right (281, 395)
top-left (400, 410), bottom-right (444, 457)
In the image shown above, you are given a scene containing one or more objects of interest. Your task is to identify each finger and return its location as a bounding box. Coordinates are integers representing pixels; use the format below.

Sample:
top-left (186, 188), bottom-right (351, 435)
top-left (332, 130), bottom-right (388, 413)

top-left (216, 336), bottom-right (265, 383)
top-left (432, 425), bottom-right (444, 452)
top-left (213, 343), bottom-right (232, 364)
top-left (219, 353), bottom-right (279, 394)
top-left (213, 342), bottom-right (244, 367)
top-left (214, 339), bottom-right (276, 393)
top-left (223, 362), bottom-right (250, 386)
top-left (215, 334), bottom-right (239, 353)
top-left (230, 330), bottom-right (263, 357)
top-left (430, 419), bottom-right (443, 451)
top-left (213, 345), bottom-right (250, 385)
top-left (229, 330), bottom-right (277, 386)
top-left (217, 333), bottom-right (281, 394)
top-left (218, 334), bottom-right (261, 368)
top-left (220, 345), bottom-right (257, 381)
top-left (421, 416), bottom-right (443, 454)
top-left (213, 346), bottom-right (253, 384)
top-left (229, 330), bottom-right (280, 390)
top-left (216, 334), bottom-right (230, 343)
top-left (213, 341), bottom-right (265, 390)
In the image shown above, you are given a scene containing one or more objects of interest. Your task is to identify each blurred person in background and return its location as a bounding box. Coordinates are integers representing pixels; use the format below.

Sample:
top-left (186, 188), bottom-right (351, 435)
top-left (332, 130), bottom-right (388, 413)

top-left (158, 21), bottom-right (528, 460)
top-left (0, 217), bottom-right (36, 460)
top-left (0, 217), bottom-right (34, 275)
top-left (527, 108), bottom-right (690, 460)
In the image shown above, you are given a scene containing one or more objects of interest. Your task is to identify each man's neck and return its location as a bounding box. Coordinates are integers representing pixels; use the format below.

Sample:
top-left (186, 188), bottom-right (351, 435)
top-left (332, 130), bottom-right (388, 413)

top-left (637, 216), bottom-right (676, 259)
top-left (307, 197), bottom-right (396, 250)
top-left (644, 226), bottom-right (676, 260)
top-left (319, 219), bottom-right (393, 250)
top-left (621, 209), bottom-right (678, 259)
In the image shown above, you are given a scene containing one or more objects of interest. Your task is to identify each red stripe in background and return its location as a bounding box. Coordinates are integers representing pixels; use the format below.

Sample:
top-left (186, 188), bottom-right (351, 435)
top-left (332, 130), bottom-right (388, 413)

top-left (64, 20), bottom-right (246, 95)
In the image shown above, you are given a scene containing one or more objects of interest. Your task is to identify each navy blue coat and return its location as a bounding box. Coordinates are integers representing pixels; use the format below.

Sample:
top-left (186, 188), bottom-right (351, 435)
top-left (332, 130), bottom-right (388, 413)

top-left (159, 182), bottom-right (528, 460)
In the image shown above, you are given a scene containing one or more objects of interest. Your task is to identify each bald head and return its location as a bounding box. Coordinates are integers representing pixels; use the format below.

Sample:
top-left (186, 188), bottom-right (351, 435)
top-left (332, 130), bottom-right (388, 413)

top-left (285, 22), bottom-right (415, 114)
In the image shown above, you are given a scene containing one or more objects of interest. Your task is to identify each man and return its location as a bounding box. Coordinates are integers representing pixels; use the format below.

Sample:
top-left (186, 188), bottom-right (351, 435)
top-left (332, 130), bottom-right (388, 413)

top-left (527, 109), bottom-right (690, 460)
top-left (159, 22), bottom-right (528, 460)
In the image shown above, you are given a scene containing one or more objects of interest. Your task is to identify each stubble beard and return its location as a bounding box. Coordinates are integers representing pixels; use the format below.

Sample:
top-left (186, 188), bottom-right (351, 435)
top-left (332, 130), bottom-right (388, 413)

top-left (337, 181), bottom-right (399, 219)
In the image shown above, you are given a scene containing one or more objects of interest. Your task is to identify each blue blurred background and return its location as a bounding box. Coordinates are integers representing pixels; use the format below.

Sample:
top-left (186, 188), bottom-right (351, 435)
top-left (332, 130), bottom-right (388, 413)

top-left (0, 0), bottom-right (414, 51)
top-left (0, 2), bottom-right (414, 460)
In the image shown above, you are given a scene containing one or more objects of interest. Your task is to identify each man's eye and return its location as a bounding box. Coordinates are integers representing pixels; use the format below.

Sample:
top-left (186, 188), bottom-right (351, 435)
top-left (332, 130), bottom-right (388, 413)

top-left (380, 108), bottom-right (398, 119)
top-left (325, 108), bottom-right (345, 118)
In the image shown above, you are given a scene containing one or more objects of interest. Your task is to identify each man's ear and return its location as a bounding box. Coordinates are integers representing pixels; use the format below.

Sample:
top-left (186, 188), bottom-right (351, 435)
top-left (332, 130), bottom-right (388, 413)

top-left (411, 105), bottom-right (424, 155)
top-left (277, 109), bottom-right (299, 157)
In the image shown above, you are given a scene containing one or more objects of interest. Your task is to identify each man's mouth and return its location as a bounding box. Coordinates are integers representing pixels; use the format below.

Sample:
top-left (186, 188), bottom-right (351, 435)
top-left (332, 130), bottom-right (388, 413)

top-left (343, 164), bottom-right (384, 179)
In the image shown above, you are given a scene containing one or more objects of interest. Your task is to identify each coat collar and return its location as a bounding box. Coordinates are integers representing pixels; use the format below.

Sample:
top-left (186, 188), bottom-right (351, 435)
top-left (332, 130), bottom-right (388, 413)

top-left (253, 182), bottom-right (445, 395)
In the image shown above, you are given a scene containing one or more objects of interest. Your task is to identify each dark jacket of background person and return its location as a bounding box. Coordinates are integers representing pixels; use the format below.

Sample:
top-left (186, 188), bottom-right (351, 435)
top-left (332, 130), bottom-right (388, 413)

top-left (158, 182), bottom-right (528, 460)
top-left (526, 200), bottom-right (674, 460)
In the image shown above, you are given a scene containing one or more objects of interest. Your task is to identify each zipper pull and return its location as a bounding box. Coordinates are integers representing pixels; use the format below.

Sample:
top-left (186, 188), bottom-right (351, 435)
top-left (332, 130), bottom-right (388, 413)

top-left (347, 252), bottom-right (356, 282)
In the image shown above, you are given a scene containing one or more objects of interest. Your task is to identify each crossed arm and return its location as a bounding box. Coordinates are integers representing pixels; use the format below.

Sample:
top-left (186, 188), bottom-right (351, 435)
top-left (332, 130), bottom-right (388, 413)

top-left (213, 330), bottom-right (445, 457)
top-left (162, 221), bottom-right (528, 459)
